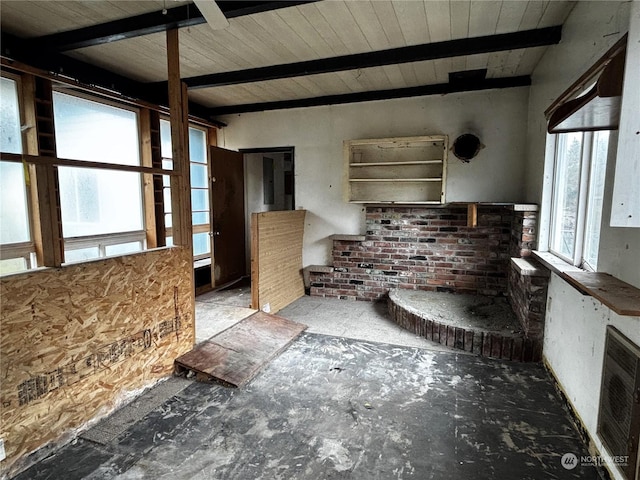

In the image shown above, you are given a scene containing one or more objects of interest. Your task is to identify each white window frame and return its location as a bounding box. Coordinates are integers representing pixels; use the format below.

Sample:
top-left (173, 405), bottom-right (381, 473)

top-left (64, 231), bottom-right (146, 259)
top-left (548, 131), bottom-right (608, 271)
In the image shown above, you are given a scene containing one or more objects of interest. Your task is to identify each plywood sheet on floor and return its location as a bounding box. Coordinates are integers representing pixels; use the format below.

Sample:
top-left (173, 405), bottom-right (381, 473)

top-left (175, 311), bottom-right (306, 387)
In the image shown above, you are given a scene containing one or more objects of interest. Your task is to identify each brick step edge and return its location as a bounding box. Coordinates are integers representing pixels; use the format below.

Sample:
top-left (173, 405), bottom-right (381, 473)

top-left (387, 298), bottom-right (542, 362)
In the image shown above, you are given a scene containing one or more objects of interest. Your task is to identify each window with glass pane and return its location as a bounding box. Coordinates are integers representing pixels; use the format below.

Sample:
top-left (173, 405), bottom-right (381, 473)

top-left (0, 162), bottom-right (30, 244)
top-left (549, 131), bottom-right (609, 270)
top-left (53, 92), bottom-right (144, 259)
top-left (550, 133), bottom-right (583, 261)
top-left (582, 131), bottom-right (609, 270)
top-left (1, 77), bottom-right (23, 154)
top-left (160, 120), bottom-right (210, 259)
top-left (160, 120), bottom-right (173, 235)
top-left (0, 76), bottom-right (34, 274)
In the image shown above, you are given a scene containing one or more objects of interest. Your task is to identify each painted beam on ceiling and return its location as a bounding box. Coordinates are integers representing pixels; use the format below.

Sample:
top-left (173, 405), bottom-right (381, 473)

top-left (182, 26), bottom-right (561, 90)
top-left (208, 75), bottom-right (532, 116)
top-left (0, 32), bottom-right (224, 127)
top-left (25, 1), bottom-right (320, 52)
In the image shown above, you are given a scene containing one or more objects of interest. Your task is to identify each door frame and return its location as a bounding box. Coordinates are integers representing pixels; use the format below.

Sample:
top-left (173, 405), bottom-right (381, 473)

top-left (239, 146), bottom-right (295, 276)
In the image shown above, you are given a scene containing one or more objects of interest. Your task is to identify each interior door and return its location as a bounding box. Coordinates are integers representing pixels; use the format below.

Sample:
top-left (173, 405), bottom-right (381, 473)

top-left (210, 146), bottom-right (246, 287)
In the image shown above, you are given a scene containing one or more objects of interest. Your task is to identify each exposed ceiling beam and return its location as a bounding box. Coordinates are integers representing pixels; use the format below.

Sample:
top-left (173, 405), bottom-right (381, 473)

top-left (1, 32), bottom-right (224, 127)
top-left (25, 1), bottom-right (320, 52)
top-left (180, 26), bottom-right (560, 90)
top-left (208, 76), bottom-right (532, 116)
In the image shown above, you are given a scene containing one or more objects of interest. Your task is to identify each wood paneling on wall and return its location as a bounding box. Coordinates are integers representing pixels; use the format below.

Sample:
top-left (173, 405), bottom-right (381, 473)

top-left (251, 210), bottom-right (306, 314)
top-left (0, 247), bottom-right (195, 477)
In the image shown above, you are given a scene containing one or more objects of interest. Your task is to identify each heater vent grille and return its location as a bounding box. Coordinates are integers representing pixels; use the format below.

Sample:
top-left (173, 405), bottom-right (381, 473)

top-left (597, 326), bottom-right (640, 480)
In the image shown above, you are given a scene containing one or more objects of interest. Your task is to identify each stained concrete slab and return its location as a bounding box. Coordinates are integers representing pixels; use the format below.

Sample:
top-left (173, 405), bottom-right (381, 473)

top-left (81, 377), bottom-right (192, 445)
top-left (17, 334), bottom-right (600, 480)
top-left (279, 295), bottom-right (452, 352)
top-left (196, 290), bottom-right (448, 352)
top-left (195, 278), bottom-right (252, 308)
top-left (390, 289), bottom-right (522, 334)
top-left (194, 303), bottom-right (256, 344)
top-left (195, 279), bottom-right (257, 344)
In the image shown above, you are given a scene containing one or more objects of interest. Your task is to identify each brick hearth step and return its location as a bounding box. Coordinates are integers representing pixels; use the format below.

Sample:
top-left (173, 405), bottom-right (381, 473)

top-left (388, 289), bottom-right (542, 362)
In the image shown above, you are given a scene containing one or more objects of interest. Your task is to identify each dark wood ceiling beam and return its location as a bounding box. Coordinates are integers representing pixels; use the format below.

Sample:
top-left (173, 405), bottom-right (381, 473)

top-left (208, 76), bottom-right (532, 116)
top-left (1, 32), bottom-right (223, 126)
top-left (26, 1), bottom-right (319, 52)
top-left (183, 26), bottom-right (561, 89)
top-left (217, 1), bottom-right (319, 18)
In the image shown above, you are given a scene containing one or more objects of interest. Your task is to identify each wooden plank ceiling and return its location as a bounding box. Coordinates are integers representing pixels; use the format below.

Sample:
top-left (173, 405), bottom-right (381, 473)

top-left (0, 1), bottom-right (575, 116)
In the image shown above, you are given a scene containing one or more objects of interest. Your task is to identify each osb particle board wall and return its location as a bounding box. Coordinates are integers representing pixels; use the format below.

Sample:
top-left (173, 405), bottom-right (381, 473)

top-left (0, 247), bottom-right (195, 477)
top-left (251, 210), bottom-right (306, 314)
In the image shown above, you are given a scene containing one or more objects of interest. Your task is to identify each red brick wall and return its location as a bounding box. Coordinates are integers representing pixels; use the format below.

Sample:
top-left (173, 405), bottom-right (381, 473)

top-left (511, 210), bottom-right (538, 258)
top-left (311, 205), bottom-right (536, 301)
top-left (507, 265), bottom-right (549, 338)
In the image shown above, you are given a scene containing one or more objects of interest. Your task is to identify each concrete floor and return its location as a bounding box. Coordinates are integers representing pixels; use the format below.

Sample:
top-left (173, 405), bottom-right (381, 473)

top-left (15, 292), bottom-right (602, 480)
top-left (195, 285), bottom-right (450, 352)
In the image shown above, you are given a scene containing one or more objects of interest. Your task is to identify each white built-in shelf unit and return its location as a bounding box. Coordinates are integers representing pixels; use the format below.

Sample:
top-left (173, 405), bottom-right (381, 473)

top-left (344, 135), bottom-right (448, 204)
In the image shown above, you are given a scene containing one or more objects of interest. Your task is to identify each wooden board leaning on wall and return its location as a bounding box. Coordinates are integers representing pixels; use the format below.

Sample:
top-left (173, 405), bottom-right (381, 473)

top-left (251, 210), bottom-right (307, 314)
top-left (0, 247), bottom-right (195, 477)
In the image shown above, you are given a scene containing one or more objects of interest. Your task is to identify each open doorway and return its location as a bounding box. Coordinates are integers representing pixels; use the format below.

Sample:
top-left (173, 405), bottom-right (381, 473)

top-left (243, 147), bottom-right (295, 213)
top-left (194, 147), bottom-right (295, 343)
top-left (242, 147), bottom-right (296, 272)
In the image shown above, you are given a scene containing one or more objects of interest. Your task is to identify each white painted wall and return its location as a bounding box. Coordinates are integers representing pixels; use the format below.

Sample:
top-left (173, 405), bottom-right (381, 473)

top-left (544, 273), bottom-right (640, 479)
top-left (527, 4), bottom-right (640, 479)
top-left (218, 87), bottom-right (530, 266)
top-left (597, 132), bottom-right (640, 289)
top-left (611, 2), bottom-right (640, 227)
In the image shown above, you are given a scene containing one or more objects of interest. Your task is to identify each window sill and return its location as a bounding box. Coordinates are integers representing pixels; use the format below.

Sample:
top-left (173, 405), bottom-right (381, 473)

top-left (533, 251), bottom-right (640, 317)
top-left (531, 251), bottom-right (583, 276)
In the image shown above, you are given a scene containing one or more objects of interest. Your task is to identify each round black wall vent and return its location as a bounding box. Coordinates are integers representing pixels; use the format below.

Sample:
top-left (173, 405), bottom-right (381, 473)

top-left (452, 134), bottom-right (483, 162)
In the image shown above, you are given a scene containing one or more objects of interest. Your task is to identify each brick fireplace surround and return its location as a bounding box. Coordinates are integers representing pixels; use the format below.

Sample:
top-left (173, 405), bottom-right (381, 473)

top-left (310, 205), bottom-right (539, 301)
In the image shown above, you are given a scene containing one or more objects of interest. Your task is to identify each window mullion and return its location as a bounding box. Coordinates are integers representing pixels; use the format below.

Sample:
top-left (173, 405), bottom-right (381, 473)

top-left (574, 132), bottom-right (593, 266)
top-left (548, 136), bottom-right (562, 257)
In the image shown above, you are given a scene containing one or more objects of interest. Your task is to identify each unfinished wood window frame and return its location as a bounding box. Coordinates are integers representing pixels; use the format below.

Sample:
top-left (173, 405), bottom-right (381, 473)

top-left (50, 87), bottom-right (151, 262)
top-left (0, 76), bottom-right (178, 271)
top-left (139, 108), bottom-right (160, 249)
top-left (158, 117), bottom-right (212, 261)
top-left (0, 72), bottom-right (38, 271)
top-left (189, 123), bottom-right (211, 261)
top-left (1, 44), bottom-right (213, 270)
